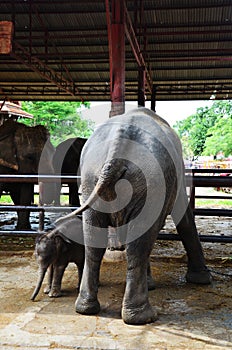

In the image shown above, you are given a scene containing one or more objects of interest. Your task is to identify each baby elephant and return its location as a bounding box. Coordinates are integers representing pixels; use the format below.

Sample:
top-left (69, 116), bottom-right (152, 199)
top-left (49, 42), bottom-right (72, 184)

top-left (31, 216), bottom-right (84, 301)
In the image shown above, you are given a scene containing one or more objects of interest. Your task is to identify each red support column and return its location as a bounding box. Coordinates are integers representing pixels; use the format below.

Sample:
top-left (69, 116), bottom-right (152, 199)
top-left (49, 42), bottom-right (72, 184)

top-left (106, 0), bottom-right (125, 117)
top-left (0, 21), bottom-right (14, 54)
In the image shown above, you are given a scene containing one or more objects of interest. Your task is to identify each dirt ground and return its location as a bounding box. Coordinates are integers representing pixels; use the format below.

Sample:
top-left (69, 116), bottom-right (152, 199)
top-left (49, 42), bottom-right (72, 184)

top-left (0, 215), bottom-right (232, 349)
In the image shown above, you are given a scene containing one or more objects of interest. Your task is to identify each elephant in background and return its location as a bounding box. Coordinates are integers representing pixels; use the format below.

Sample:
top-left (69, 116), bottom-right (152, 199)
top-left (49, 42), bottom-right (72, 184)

top-left (57, 107), bottom-right (211, 325)
top-left (0, 120), bottom-right (56, 230)
top-left (52, 137), bottom-right (87, 206)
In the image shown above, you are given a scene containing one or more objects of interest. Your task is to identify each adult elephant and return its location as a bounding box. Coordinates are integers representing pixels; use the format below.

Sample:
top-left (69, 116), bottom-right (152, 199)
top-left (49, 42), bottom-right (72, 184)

top-left (52, 137), bottom-right (87, 206)
top-left (57, 107), bottom-right (211, 325)
top-left (0, 120), bottom-right (55, 230)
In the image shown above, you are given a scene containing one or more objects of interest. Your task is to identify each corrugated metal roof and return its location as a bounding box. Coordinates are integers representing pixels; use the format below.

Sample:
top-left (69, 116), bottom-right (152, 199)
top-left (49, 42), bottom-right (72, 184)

top-left (0, 0), bottom-right (232, 102)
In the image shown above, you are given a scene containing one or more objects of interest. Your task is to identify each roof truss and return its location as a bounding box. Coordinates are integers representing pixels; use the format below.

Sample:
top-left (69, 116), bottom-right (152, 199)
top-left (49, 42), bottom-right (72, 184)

top-left (0, 0), bottom-right (232, 102)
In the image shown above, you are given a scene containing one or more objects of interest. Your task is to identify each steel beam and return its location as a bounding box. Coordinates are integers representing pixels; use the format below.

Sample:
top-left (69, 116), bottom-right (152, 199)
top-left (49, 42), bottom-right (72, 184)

top-left (151, 85), bottom-right (156, 112)
top-left (11, 42), bottom-right (75, 96)
top-left (124, 1), bottom-right (153, 94)
top-left (138, 66), bottom-right (145, 106)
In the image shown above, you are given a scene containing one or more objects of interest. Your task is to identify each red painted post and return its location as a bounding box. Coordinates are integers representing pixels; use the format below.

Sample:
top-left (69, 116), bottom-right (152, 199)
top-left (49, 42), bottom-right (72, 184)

top-left (0, 21), bottom-right (14, 54)
top-left (108, 0), bottom-right (125, 117)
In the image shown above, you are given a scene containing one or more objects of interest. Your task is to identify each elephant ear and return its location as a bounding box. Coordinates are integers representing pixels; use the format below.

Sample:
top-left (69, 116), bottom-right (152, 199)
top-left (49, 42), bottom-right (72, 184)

top-left (34, 125), bottom-right (51, 140)
top-left (0, 119), bottom-right (19, 138)
top-left (34, 125), bottom-right (54, 154)
top-left (13, 123), bottom-right (54, 173)
top-left (0, 120), bottom-right (19, 171)
top-left (33, 125), bottom-right (50, 145)
top-left (56, 216), bottom-right (84, 245)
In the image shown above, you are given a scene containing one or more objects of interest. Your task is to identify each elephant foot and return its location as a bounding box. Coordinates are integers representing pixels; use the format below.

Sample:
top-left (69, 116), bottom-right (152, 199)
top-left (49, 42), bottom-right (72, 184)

top-left (122, 302), bottom-right (158, 325)
top-left (75, 294), bottom-right (100, 315)
top-left (16, 225), bottom-right (31, 231)
top-left (48, 288), bottom-right (62, 298)
top-left (43, 286), bottom-right (51, 294)
top-left (147, 275), bottom-right (156, 290)
top-left (186, 268), bottom-right (212, 285)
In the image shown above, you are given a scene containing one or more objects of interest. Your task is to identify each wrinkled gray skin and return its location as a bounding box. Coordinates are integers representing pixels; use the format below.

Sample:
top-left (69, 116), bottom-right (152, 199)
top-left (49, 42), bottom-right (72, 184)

top-left (31, 217), bottom-right (84, 300)
top-left (52, 137), bottom-right (87, 206)
top-left (0, 120), bottom-right (55, 230)
top-left (57, 107), bottom-right (211, 325)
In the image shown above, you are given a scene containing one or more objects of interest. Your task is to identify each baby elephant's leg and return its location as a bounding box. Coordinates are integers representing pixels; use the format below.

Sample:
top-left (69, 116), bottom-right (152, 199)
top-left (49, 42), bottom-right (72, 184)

top-left (43, 265), bottom-right (53, 294)
top-left (49, 265), bottom-right (67, 297)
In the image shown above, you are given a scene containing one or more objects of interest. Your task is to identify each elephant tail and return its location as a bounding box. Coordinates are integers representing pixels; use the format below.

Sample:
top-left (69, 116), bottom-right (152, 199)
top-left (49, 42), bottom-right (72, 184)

top-left (31, 267), bottom-right (47, 301)
top-left (56, 159), bottom-right (127, 224)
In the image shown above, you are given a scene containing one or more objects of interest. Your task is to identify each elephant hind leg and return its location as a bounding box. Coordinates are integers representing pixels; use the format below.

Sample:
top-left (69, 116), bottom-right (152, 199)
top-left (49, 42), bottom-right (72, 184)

top-left (75, 246), bottom-right (105, 315)
top-left (122, 264), bottom-right (158, 325)
top-left (172, 195), bottom-right (212, 285)
top-left (147, 259), bottom-right (156, 290)
top-left (122, 232), bottom-right (158, 325)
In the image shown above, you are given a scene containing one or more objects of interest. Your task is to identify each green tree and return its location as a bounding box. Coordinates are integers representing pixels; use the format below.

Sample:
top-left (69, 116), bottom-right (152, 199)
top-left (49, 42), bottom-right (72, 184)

top-left (174, 100), bottom-right (232, 158)
top-left (203, 110), bottom-right (232, 158)
top-left (21, 101), bottom-right (94, 146)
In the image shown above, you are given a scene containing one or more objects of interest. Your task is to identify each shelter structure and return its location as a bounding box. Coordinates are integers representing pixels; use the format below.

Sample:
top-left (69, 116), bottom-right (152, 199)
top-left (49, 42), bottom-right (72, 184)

top-left (0, 100), bottom-right (33, 125)
top-left (0, 1), bottom-right (232, 114)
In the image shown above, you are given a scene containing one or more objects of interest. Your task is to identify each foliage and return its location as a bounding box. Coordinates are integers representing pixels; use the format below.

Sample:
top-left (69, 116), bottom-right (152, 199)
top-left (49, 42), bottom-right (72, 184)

top-left (203, 108), bottom-right (232, 158)
top-left (174, 100), bottom-right (232, 158)
top-left (21, 101), bottom-right (94, 146)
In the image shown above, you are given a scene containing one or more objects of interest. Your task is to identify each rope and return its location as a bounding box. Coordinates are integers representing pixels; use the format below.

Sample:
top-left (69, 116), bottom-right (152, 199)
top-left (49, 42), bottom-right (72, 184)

top-left (209, 268), bottom-right (232, 278)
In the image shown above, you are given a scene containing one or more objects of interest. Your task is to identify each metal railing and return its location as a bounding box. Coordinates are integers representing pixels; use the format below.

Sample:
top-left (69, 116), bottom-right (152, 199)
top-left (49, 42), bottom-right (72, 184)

top-left (0, 170), bottom-right (231, 243)
top-left (187, 168), bottom-right (232, 217)
top-left (0, 175), bottom-right (80, 234)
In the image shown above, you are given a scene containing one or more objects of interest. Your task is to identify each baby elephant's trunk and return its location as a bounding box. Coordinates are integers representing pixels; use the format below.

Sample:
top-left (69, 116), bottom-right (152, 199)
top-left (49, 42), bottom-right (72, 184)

top-left (31, 268), bottom-right (47, 301)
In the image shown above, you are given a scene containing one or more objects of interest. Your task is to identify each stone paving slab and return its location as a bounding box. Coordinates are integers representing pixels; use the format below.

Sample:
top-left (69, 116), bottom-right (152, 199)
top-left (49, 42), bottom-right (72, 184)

top-left (1, 303), bottom-right (232, 350)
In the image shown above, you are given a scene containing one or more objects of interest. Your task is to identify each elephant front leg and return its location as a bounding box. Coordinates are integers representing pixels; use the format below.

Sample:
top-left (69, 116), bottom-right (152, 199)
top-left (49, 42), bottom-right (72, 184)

top-left (49, 265), bottom-right (66, 297)
top-left (122, 239), bottom-right (158, 325)
top-left (69, 183), bottom-right (80, 207)
top-left (16, 210), bottom-right (31, 230)
top-left (15, 183), bottom-right (33, 230)
top-left (75, 246), bottom-right (105, 315)
top-left (43, 265), bottom-right (53, 294)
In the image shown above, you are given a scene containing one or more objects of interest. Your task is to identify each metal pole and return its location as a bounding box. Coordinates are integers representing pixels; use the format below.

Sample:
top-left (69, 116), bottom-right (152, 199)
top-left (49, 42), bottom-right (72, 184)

top-left (138, 66), bottom-right (145, 107)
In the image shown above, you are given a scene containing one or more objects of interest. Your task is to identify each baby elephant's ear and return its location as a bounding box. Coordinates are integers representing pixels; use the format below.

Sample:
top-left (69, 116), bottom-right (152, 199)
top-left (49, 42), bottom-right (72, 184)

top-left (56, 217), bottom-right (84, 245)
top-left (56, 233), bottom-right (72, 244)
top-left (35, 232), bottom-right (46, 243)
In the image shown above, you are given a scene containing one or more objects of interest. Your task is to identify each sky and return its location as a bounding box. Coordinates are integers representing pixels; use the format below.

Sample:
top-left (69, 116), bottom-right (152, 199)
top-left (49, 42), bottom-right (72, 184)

top-left (81, 100), bottom-right (214, 127)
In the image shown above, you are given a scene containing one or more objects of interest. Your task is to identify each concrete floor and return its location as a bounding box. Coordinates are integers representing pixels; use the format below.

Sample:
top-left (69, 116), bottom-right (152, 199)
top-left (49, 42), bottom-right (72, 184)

top-left (0, 214), bottom-right (232, 349)
top-left (0, 244), bottom-right (232, 350)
